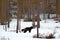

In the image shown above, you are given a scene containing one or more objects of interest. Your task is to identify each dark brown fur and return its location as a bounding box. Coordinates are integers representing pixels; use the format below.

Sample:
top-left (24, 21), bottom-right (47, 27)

top-left (22, 27), bottom-right (33, 33)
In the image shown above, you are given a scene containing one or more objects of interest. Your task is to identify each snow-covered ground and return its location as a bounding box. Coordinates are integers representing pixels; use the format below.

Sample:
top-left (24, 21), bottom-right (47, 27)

top-left (0, 18), bottom-right (60, 40)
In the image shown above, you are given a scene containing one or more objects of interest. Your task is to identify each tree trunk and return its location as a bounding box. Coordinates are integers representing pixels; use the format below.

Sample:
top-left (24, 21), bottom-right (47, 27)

top-left (5, 25), bottom-right (7, 31)
top-left (43, 13), bottom-right (45, 20)
top-left (48, 13), bottom-right (50, 19)
top-left (16, 0), bottom-right (21, 33)
top-left (37, 12), bottom-right (40, 38)
top-left (19, 19), bottom-right (21, 32)
top-left (8, 21), bottom-right (10, 28)
top-left (16, 17), bottom-right (21, 33)
top-left (16, 18), bottom-right (19, 33)
top-left (32, 11), bottom-right (35, 28)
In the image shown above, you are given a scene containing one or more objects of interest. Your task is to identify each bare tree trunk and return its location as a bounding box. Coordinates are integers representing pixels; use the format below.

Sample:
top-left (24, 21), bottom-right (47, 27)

top-left (29, 11), bottom-right (31, 19)
top-left (48, 13), bottom-right (50, 19)
top-left (43, 13), bottom-right (45, 20)
top-left (16, 15), bottom-right (21, 33)
top-left (32, 11), bottom-right (35, 28)
top-left (5, 24), bottom-right (7, 31)
top-left (37, 11), bottom-right (40, 38)
top-left (16, 18), bottom-right (19, 33)
top-left (56, 14), bottom-right (59, 21)
top-left (43, 13), bottom-right (47, 23)
top-left (8, 0), bottom-right (10, 28)
top-left (16, 0), bottom-right (21, 33)
top-left (19, 19), bottom-right (21, 32)
top-left (8, 21), bottom-right (10, 28)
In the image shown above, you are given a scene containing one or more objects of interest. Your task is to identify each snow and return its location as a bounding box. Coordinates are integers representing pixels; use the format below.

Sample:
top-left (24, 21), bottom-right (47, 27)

top-left (0, 18), bottom-right (60, 40)
top-left (40, 19), bottom-right (60, 29)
